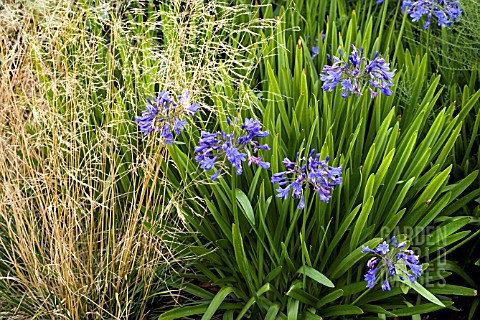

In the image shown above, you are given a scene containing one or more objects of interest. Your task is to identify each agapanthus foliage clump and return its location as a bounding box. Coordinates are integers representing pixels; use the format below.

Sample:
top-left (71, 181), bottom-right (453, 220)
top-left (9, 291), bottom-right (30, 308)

top-left (271, 150), bottom-right (342, 210)
top-left (195, 118), bottom-right (270, 180)
top-left (362, 236), bottom-right (423, 291)
top-left (402, 0), bottom-right (462, 29)
top-left (320, 45), bottom-right (396, 98)
top-left (135, 90), bottom-right (200, 144)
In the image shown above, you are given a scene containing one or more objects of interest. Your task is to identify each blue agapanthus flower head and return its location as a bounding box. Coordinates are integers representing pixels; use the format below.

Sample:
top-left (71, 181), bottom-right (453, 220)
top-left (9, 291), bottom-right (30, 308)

top-left (362, 236), bottom-right (423, 291)
top-left (402, 0), bottom-right (462, 30)
top-left (135, 89), bottom-right (200, 144)
top-left (320, 44), bottom-right (396, 99)
top-left (195, 118), bottom-right (270, 180)
top-left (271, 149), bottom-right (342, 209)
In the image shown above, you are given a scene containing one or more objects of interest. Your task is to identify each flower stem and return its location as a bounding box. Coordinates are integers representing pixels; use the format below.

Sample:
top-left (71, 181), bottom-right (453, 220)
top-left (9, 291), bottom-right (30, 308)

top-left (231, 167), bottom-right (239, 226)
top-left (351, 288), bottom-right (371, 306)
top-left (351, 269), bottom-right (384, 305)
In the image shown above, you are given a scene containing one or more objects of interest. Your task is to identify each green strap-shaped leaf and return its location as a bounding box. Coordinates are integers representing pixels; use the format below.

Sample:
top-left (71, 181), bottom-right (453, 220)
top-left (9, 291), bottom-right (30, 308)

top-left (320, 204), bottom-right (362, 270)
top-left (158, 305), bottom-right (209, 320)
top-left (158, 303), bottom-right (241, 320)
top-left (205, 199), bottom-right (233, 243)
top-left (264, 303), bottom-right (280, 320)
top-left (286, 282), bottom-right (320, 307)
top-left (410, 193), bottom-right (451, 239)
top-left (340, 282), bottom-right (370, 296)
top-left (301, 312), bottom-right (322, 320)
top-left (397, 275), bottom-right (445, 307)
top-left (235, 189), bottom-right (255, 226)
top-left (350, 196), bottom-right (375, 251)
top-left (410, 166), bottom-right (451, 213)
top-left (297, 265), bottom-right (334, 288)
top-left (236, 283), bottom-right (271, 320)
top-left (265, 60), bottom-right (290, 138)
top-left (182, 283), bottom-right (214, 299)
top-left (287, 298), bottom-right (299, 320)
top-left (201, 287), bottom-right (235, 320)
top-left (394, 302), bottom-right (453, 316)
top-left (190, 246), bottom-right (224, 266)
top-left (314, 289), bottom-right (344, 309)
top-left (265, 266), bottom-right (283, 283)
top-left (320, 305), bottom-right (363, 317)
top-left (429, 216), bottom-right (471, 245)
top-left (232, 223), bottom-right (257, 296)
top-left (354, 287), bottom-right (403, 305)
top-left (372, 148), bottom-right (395, 196)
top-left (428, 284), bottom-right (477, 296)
top-left (360, 304), bottom-right (397, 317)
top-left (442, 261), bottom-right (476, 287)
top-left (329, 238), bottom-right (382, 279)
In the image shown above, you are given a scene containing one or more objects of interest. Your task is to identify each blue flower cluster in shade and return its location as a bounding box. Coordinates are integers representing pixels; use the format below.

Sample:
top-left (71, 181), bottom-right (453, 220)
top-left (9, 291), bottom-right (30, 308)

top-left (310, 34), bottom-right (326, 60)
top-left (271, 150), bottom-right (342, 210)
top-left (401, 1), bottom-right (462, 29)
top-left (362, 236), bottom-right (423, 291)
top-left (194, 118), bottom-right (270, 180)
top-left (134, 90), bottom-right (200, 144)
top-left (320, 45), bottom-right (396, 99)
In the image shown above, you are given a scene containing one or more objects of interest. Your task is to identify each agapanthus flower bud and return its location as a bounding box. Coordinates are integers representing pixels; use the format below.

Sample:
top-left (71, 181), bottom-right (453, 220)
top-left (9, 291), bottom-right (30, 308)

top-left (381, 279), bottom-right (391, 291)
top-left (311, 46), bottom-right (319, 60)
top-left (365, 268), bottom-right (378, 289)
